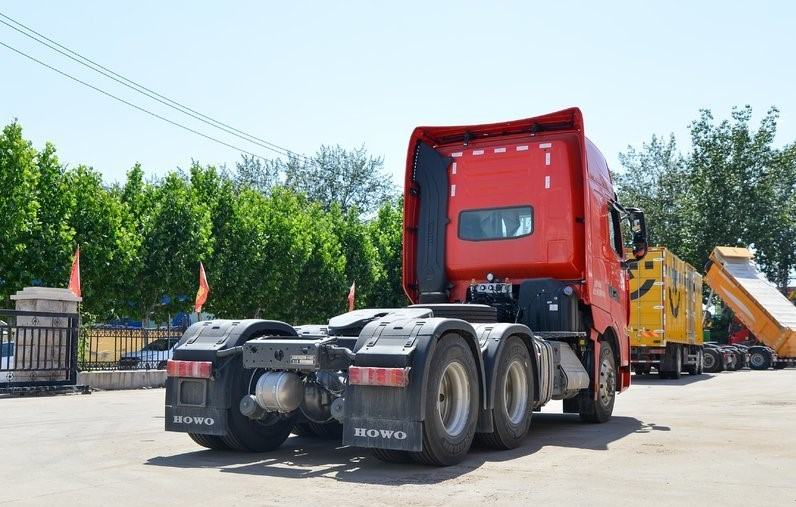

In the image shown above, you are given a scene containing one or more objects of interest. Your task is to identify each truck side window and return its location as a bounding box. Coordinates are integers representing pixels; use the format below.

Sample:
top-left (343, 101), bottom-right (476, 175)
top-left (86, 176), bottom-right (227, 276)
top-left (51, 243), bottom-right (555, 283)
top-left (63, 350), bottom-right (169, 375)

top-left (459, 206), bottom-right (533, 241)
top-left (608, 206), bottom-right (623, 257)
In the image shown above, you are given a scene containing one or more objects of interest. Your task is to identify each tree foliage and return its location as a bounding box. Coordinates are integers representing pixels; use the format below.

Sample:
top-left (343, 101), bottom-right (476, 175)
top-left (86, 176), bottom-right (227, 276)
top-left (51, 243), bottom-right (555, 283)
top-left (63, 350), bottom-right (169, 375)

top-left (615, 105), bottom-right (796, 290)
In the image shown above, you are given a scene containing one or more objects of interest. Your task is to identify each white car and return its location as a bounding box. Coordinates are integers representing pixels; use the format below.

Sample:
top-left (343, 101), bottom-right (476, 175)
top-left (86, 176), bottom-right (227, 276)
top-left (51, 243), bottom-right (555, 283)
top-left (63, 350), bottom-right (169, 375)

top-left (118, 337), bottom-right (180, 370)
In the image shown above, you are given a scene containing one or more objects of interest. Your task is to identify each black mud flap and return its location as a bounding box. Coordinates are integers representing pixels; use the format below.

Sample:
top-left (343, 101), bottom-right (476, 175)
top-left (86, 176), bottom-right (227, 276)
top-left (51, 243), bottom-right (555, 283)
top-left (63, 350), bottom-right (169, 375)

top-left (165, 405), bottom-right (228, 436)
top-left (343, 417), bottom-right (422, 452)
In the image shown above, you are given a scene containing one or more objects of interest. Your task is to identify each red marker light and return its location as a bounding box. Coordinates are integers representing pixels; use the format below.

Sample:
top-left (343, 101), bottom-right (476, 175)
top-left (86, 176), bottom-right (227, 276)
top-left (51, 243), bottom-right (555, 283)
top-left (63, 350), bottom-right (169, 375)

top-left (166, 360), bottom-right (213, 378)
top-left (348, 366), bottom-right (409, 387)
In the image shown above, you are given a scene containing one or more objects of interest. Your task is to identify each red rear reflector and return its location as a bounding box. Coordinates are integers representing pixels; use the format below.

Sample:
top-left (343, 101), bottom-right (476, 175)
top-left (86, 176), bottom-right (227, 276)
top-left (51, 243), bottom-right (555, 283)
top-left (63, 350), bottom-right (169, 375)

top-left (348, 366), bottom-right (409, 387)
top-left (166, 360), bottom-right (213, 379)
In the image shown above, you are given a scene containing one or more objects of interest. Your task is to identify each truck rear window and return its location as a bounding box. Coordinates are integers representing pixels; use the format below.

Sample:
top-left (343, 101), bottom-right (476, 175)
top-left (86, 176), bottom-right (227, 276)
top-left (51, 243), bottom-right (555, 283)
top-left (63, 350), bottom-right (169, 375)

top-left (458, 206), bottom-right (533, 241)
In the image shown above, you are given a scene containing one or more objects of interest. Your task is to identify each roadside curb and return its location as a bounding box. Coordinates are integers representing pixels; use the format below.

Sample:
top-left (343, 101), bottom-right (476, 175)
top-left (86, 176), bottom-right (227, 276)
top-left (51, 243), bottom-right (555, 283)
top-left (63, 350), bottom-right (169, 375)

top-left (79, 370), bottom-right (166, 390)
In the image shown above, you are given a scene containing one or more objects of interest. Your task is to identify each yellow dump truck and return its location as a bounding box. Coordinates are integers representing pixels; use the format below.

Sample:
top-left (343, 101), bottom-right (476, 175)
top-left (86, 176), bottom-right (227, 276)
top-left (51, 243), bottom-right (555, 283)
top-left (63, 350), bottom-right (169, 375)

top-left (704, 246), bottom-right (796, 369)
top-left (626, 247), bottom-right (704, 378)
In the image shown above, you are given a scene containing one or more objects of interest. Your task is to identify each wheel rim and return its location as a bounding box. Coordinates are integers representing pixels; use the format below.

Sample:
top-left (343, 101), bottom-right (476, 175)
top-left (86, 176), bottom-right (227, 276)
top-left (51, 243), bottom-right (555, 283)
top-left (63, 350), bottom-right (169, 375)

top-left (598, 355), bottom-right (616, 407)
top-left (704, 353), bottom-right (715, 369)
top-left (437, 361), bottom-right (471, 437)
top-left (503, 359), bottom-right (529, 425)
top-left (750, 354), bottom-right (764, 367)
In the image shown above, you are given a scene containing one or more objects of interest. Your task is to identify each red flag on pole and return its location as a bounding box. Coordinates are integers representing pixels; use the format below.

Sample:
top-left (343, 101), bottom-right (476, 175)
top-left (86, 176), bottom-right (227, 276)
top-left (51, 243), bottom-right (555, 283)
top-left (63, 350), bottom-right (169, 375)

top-left (195, 262), bottom-right (209, 313)
top-left (348, 281), bottom-right (356, 312)
top-left (68, 246), bottom-right (81, 297)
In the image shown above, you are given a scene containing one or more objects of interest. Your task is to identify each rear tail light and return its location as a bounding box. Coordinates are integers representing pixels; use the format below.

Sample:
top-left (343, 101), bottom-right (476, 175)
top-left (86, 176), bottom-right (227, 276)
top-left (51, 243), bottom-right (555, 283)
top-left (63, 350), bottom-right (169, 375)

top-left (167, 360), bottom-right (213, 379)
top-left (348, 366), bottom-right (409, 387)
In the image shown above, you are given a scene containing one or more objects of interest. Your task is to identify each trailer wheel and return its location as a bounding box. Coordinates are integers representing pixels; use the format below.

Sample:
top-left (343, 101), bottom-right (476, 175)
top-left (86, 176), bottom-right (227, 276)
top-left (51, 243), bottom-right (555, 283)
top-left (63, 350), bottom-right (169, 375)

top-left (371, 448), bottom-right (414, 463)
top-left (221, 358), bottom-right (296, 452)
top-left (476, 336), bottom-right (533, 449)
top-left (580, 341), bottom-right (615, 423)
top-left (703, 349), bottom-right (721, 373)
top-left (410, 333), bottom-right (478, 466)
top-left (188, 433), bottom-right (230, 451)
top-left (749, 350), bottom-right (771, 370)
top-left (670, 348), bottom-right (682, 379)
top-left (292, 423), bottom-right (312, 437)
top-left (308, 421), bottom-right (344, 439)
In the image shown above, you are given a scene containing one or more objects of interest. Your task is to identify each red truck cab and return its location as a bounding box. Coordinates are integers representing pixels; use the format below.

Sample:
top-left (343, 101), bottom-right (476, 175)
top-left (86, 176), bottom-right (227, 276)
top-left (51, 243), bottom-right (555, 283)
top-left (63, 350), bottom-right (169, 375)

top-left (402, 107), bottom-right (646, 393)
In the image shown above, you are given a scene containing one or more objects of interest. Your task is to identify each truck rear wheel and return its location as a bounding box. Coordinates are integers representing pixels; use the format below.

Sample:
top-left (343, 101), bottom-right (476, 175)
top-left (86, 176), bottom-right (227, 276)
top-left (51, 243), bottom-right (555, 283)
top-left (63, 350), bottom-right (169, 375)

top-left (476, 337), bottom-right (533, 449)
top-left (188, 433), bottom-right (230, 451)
top-left (410, 334), bottom-right (478, 466)
top-left (659, 345), bottom-right (682, 379)
top-left (221, 358), bottom-right (296, 452)
top-left (308, 421), bottom-right (343, 439)
top-left (703, 349), bottom-right (721, 373)
top-left (749, 350), bottom-right (772, 370)
top-left (580, 341), bottom-right (615, 423)
top-left (371, 448), bottom-right (414, 463)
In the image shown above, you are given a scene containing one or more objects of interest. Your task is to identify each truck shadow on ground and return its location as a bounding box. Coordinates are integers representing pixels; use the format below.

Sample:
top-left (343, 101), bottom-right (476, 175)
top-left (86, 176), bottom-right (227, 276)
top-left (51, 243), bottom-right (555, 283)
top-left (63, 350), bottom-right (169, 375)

top-left (146, 414), bottom-right (669, 485)
top-left (631, 372), bottom-right (731, 386)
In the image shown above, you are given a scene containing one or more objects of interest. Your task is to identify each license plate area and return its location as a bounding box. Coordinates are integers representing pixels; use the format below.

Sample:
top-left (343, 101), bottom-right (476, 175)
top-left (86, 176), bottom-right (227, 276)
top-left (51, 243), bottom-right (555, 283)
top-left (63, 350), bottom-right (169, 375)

top-left (472, 282), bottom-right (512, 295)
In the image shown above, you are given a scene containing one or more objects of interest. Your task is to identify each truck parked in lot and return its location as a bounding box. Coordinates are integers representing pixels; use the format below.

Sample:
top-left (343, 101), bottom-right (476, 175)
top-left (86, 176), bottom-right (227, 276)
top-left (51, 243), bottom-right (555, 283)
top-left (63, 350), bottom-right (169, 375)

top-left (626, 247), bottom-right (704, 378)
top-left (164, 108), bottom-right (647, 465)
top-left (704, 247), bottom-right (796, 370)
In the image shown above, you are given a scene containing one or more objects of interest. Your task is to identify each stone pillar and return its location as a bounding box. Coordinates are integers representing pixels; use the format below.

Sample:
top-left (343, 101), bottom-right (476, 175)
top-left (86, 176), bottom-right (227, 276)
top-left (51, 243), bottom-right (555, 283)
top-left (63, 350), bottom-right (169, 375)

top-left (10, 287), bottom-right (81, 383)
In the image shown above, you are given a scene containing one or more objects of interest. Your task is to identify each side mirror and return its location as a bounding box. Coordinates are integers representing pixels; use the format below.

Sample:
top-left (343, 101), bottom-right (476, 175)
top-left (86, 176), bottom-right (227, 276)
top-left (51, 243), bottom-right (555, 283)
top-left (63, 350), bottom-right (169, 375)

top-left (625, 207), bottom-right (647, 260)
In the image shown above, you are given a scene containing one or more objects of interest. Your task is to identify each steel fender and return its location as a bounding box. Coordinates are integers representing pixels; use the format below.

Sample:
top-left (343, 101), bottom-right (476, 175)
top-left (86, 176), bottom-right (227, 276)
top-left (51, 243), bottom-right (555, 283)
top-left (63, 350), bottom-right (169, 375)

top-left (167, 319), bottom-right (298, 426)
top-left (350, 317), bottom-right (486, 423)
top-left (474, 323), bottom-right (536, 410)
top-left (174, 319), bottom-right (298, 362)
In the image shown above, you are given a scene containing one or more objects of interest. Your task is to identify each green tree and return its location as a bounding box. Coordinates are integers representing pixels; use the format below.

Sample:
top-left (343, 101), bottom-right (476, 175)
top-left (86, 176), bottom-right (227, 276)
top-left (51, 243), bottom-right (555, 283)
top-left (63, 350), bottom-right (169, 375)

top-left (329, 205), bottom-right (378, 311)
top-left (65, 166), bottom-right (138, 319)
top-left (283, 145), bottom-right (396, 214)
top-left (28, 142), bottom-right (74, 288)
top-left (616, 134), bottom-right (690, 253)
top-left (686, 106), bottom-right (784, 272)
top-left (366, 196), bottom-right (409, 308)
top-left (133, 171), bottom-right (213, 323)
top-left (0, 122), bottom-right (40, 304)
top-left (234, 154), bottom-right (281, 194)
top-left (617, 105), bottom-right (796, 291)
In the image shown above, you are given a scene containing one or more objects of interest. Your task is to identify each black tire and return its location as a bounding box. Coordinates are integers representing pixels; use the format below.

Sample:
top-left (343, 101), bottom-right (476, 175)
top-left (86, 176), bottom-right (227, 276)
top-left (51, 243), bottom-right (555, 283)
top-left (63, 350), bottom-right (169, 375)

top-left (221, 357), bottom-right (296, 452)
top-left (580, 341), bottom-right (616, 423)
top-left (476, 337), bottom-right (533, 449)
top-left (409, 334), bottom-right (479, 466)
top-left (703, 349), bottom-right (721, 373)
top-left (749, 350), bottom-right (771, 370)
top-left (308, 421), bottom-right (344, 439)
top-left (371, 448), bottom-right (414, 463)
top-left (670, 348), bottom-right (682, 379)
top-left (188, 433), bottom-right (231, 451)
top-left (292, 422), bottom-right (312, 437)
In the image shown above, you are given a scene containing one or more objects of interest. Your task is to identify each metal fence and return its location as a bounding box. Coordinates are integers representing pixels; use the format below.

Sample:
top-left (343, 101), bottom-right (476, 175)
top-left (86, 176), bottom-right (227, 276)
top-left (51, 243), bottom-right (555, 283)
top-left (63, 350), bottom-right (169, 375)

top-left (0, 309), bottom-right (80, 388)
top-left (78, 325), bottom-right (185, 371)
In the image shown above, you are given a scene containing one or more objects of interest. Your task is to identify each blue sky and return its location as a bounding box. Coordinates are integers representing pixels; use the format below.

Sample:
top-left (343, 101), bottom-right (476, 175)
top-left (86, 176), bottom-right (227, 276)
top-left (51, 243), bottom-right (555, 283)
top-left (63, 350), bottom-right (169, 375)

top-left (1, 1), bottom-right (793, 188)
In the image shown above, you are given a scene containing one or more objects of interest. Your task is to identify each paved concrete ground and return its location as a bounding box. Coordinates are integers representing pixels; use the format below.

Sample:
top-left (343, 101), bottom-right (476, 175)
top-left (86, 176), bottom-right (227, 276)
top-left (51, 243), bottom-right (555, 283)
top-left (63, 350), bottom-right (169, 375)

top-left (1, 369), bottom-right (794, 507)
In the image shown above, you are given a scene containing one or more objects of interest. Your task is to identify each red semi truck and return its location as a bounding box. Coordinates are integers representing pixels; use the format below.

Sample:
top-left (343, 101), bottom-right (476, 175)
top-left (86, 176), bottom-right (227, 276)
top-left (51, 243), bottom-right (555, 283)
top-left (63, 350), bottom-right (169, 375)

top-left (164, 108), bottom-right (647, 466)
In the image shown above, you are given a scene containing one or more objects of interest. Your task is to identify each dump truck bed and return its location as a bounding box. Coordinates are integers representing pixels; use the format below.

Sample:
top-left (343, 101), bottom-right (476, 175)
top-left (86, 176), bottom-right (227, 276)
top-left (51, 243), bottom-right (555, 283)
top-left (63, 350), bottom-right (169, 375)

top-left (704, 247), bottom-right (796, 357)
